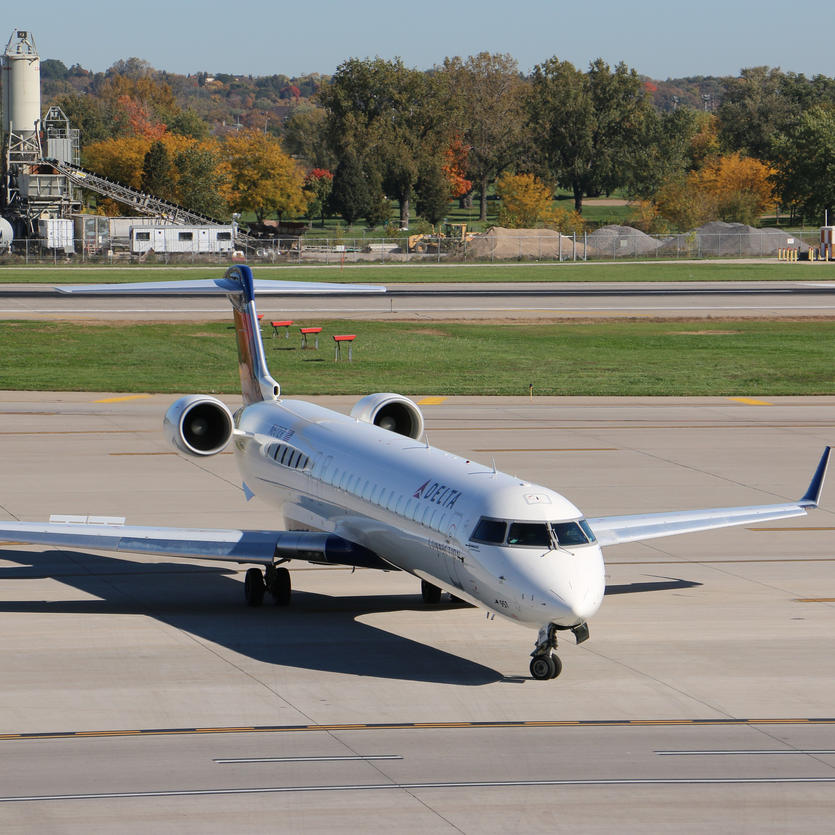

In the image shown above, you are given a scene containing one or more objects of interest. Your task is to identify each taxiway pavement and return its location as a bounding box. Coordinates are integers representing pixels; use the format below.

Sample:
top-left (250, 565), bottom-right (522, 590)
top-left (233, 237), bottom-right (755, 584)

top-left (1, 393), bottom-right (833, 831)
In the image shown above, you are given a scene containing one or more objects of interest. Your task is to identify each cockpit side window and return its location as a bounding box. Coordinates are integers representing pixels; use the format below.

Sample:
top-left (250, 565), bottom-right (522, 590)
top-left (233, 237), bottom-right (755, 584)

top-left (470, 517), bottom-right (506, 544)
top-left (551, 522), bottom-right (590, 546)
top-left (579, 519), bottom-right (597, 544)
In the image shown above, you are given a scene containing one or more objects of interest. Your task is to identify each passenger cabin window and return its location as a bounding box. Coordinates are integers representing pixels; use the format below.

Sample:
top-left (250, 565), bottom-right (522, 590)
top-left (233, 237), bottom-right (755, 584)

top-left (135, 231), bottom-right (150, 241)
top-left (268, 442), bottom-right (310, 471)
top-left (178, 231), bottom-right (193, 241)
top-left (217, 231), bottom-right (232, 240)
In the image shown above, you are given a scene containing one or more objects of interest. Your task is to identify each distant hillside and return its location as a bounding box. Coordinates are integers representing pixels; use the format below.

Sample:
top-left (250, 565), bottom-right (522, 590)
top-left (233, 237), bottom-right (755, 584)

top-left (37, 57), bottom-right (329, 137)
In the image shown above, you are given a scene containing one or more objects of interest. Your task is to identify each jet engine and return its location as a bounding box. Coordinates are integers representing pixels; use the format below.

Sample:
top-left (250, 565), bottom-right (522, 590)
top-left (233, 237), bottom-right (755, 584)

top-left (163, 395), bottom-right (234, 456)
top-left (350, 393), bottom-right (425, 440)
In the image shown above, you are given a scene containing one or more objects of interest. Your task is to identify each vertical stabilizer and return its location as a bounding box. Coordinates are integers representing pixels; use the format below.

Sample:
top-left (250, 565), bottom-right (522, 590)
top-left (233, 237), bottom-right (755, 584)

top-left (225, 265), bottom-right (280, 404)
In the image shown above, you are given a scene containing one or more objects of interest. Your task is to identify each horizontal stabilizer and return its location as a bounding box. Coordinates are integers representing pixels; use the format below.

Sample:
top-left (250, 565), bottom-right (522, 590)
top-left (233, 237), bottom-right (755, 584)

top-left (56, 278), bottom-right (387, 295)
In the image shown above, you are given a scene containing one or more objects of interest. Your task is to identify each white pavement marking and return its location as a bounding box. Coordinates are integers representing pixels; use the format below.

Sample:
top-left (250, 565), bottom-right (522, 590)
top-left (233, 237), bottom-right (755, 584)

top-left (3, 777), bottom-right (835, 803)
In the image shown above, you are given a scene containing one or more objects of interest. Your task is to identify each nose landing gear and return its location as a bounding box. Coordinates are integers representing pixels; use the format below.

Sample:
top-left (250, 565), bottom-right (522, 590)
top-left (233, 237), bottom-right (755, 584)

top-left (530, 623), bottom-right (562, 679)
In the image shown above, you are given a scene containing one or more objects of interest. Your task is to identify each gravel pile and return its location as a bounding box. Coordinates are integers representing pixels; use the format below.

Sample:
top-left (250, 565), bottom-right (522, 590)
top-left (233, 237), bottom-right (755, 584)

top-left (585, 225), bottom-right (663, 258)
top-left (466, 227), bottom-right (585, 260)
top-left (659, 221), bottom-right (809, 257)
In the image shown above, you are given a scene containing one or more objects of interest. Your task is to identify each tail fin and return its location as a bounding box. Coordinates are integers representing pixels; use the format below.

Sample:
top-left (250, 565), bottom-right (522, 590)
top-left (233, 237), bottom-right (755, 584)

top-left (224, 265), bottom-right (280, 404)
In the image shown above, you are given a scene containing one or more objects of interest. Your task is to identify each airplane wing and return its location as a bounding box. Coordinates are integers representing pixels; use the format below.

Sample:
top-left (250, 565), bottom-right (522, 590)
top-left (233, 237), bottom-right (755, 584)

top-left (587, 446), bottom-right (830, 547)
top-left (0, 522), bottom-right (388, 569)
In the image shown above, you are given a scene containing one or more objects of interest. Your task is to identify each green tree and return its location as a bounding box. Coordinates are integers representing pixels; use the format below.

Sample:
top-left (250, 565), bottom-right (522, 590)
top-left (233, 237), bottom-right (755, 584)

top-left (168, 108), bottom-right (209, 139)
top-left (319, 57), bottom-right (447, 228)
top-left (623, 108), bottom-right (700, 200)
top-left (330, 150), bottom-right (370, 226)
top-left (52, 92), bottom-right (113, 143)
top-left (440, 53), bottom-right (527, 221)
top-left (528, 57), bottom-right (652, 213)
top-left (282, 104), bottom-right (334, 169)
top-left (718, 67), bottom-right (796, 158)
top-left (770, 105), bottom-right (835, 222)
top-left (141, 140), bottom-right (173, 200)
top-left (174, 146), bottom-right (229, 218)
top-left (416, 161), bottom-right (452, 225)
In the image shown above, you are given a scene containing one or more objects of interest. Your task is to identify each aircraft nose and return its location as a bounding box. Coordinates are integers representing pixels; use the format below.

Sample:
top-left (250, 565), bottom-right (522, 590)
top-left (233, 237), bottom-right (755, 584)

top-left (545, 545), bottom-right (605, 624)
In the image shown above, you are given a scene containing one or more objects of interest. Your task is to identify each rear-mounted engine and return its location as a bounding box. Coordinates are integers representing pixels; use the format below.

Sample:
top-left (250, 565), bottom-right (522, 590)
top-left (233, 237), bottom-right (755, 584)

top-left (350, 393), bottom-right (424, 440)
top-left (163, 395), bottom-right (234, 456)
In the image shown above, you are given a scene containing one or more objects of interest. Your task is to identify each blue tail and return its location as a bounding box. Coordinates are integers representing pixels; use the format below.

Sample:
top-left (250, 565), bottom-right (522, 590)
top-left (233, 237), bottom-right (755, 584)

top-left (224, 265), bottom-right (280, 405)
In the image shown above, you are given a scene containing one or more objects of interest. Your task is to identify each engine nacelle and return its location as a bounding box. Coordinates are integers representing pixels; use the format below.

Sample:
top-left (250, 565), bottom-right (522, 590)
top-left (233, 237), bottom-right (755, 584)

top-left (163, 395), bottom-right (235, 457)
top-left (350, 393), bottom-right (425, 440)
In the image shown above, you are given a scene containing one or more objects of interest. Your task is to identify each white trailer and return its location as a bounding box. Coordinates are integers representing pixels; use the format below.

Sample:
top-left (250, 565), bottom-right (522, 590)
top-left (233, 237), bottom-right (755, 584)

top-left (130, 225), bottom-right (235, 254)
top-left (38, 218), bottom-right (74, 252)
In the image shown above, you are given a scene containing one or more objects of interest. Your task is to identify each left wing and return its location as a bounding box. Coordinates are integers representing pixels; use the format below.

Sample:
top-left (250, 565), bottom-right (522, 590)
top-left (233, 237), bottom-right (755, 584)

top-left (0, 522), bottom-right (388, 569)
top-left (588, 446), bottom-right (830, 547)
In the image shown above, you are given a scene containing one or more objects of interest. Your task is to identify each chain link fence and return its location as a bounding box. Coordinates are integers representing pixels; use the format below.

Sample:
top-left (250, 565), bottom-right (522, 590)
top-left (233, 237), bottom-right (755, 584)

top-left (0, 230), bottom-right (821, 266)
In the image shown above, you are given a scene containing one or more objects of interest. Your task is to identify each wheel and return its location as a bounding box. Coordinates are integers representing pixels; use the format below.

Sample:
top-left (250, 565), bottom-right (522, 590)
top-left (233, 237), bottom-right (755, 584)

top-left (530, 653), bottom-right (558, 681)
top-left (421, 580), bottom-right (442, 604)
top-left (267, 565), bottom-right (291, 606)
top-left (549, 653), bottom-right (563, 679)
top-left (244, 567), bottom-right (265, 607)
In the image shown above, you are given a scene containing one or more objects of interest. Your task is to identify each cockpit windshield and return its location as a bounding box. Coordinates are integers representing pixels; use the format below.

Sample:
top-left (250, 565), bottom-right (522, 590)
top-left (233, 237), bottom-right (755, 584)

top-left (470, 516), bottom-right (596, 548)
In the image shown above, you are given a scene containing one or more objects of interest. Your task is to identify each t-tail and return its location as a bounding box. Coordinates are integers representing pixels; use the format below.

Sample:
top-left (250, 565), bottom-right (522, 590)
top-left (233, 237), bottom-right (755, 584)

top-left (225, 265), bottom-right (280, 404)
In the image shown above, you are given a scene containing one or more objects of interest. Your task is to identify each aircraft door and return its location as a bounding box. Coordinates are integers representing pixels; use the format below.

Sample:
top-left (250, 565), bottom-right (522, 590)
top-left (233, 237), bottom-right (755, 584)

top-left (443, 512), bottom-right (466, 589)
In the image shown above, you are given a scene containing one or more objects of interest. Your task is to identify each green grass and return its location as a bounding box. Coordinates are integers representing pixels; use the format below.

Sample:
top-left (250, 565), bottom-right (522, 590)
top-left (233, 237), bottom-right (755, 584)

top-left (4, 261), bottom-right (835, 284)
top-left (3, 319), bottom-right (834, 396)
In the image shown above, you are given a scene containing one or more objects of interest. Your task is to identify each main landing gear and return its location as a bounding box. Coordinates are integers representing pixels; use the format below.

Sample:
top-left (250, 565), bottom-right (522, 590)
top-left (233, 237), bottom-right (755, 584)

top-left (244, 564), bottom-right (292, 607)
top-left (529, 621), bottom-right (590, 680)
top-left (421, 579), bottom-right (443, 604)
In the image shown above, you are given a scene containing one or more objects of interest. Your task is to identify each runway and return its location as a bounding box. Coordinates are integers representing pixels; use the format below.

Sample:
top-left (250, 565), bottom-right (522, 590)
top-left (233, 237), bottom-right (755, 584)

top-left (1, 393), bottom-right (834, 831)
top-left (2, 280), bottom-right (835, 320)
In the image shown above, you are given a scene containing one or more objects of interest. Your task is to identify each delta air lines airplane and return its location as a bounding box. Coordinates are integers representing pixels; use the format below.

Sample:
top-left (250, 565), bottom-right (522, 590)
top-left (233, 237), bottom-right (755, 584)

top-left (0, 266), bottom-right (829, 679)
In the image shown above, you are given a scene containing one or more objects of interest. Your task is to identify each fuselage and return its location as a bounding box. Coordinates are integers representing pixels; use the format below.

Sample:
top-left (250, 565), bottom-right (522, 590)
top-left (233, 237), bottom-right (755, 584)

top-left (234, 398), bottom-right (606, 630)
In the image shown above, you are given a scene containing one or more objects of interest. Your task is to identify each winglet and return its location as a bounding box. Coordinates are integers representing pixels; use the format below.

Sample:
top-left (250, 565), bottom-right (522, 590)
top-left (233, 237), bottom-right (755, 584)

top-left (799, 446), bottom-right (830, 507)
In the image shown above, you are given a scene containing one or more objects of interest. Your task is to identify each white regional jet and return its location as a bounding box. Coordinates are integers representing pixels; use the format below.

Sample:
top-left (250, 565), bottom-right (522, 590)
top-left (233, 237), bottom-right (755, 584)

top-left (0, 266), bottom-right (829, 680)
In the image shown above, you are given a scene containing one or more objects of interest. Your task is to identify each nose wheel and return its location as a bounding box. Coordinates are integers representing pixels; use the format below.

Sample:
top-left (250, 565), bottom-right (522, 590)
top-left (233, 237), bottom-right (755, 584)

top-left (530, 653), bottom-right (562, 680)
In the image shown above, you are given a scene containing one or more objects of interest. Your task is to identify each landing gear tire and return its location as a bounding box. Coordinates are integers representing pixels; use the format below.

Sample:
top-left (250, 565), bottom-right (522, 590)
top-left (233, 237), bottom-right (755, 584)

top-left (530, 653), bottom-right (561, 680)
top-left (244, 567), bottom-right (266, 607)
top-left (421, 580), bottom-right (442, 604)
top-left (266, 565), bottom-right (292, 606)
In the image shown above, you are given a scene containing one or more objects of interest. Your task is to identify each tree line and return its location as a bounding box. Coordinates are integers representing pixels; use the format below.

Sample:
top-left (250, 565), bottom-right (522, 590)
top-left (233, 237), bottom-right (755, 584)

top-left (26, 54), bottom-right (835, 230)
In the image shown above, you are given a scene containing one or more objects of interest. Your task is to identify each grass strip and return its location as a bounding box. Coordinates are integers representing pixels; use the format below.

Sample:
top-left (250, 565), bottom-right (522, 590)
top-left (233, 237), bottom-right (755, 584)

top-left (2, 319), bottom-right (833, 396)
top-left (3, 262), bottom-right (835, 284)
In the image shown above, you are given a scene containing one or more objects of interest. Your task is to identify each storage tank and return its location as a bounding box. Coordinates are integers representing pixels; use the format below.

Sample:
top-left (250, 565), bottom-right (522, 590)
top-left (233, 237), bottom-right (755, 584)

top-left (1, 30), bottom-right (40, 139)
top-left (0, 216), bottom-right (13, 252)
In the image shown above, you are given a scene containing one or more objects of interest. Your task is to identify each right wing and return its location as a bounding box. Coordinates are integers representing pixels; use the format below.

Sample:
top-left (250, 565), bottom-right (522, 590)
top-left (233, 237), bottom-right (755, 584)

top-left (0, 522), bottom-right (389, 569)
top-left (588, 446), bottom-right (830, 547)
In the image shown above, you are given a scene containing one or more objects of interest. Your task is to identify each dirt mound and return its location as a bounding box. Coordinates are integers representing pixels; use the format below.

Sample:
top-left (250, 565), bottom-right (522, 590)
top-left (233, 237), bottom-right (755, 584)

top-left (467, 227), bottom-right (584, 260)
top-left (586, 225), bottom-right (663, 257)
top-left (659, 221), bottom-right (809, 257)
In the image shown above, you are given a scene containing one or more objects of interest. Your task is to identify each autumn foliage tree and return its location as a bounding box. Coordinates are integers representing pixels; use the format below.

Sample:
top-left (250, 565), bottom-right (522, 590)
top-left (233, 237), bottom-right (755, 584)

top-left (304, 168), bottom-right (334, 226)
top-left (496, 172), bottom-right (554, 227)
top-left (654, 153), bottom-right (775, 229)
top-left (224, 129), bottom-right (309, 221)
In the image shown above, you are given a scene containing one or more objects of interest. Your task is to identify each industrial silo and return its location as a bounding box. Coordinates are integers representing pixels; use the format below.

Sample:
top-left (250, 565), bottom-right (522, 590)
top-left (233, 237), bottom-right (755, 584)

top-left (1, 29), bottom-right (40, 141)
